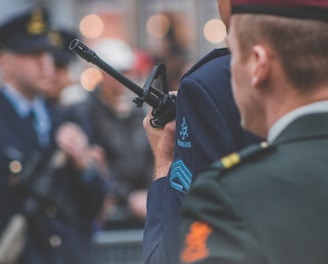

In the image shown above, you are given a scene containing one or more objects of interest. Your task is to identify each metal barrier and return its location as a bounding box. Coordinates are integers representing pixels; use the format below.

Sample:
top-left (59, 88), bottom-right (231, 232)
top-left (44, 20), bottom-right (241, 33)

top-left (92, 229), bottom-right (144, 264)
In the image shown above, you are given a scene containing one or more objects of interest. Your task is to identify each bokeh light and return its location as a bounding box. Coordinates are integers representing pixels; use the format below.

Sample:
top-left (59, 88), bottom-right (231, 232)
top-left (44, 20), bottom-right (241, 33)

top-left (79, 14), bottom-right (104, 39)
top-left (203, 19), bottom-right (226, 44)
top-left (146, 14), bottom-right (170, 39)
top-left (80, 67), bottom-right (103, 91)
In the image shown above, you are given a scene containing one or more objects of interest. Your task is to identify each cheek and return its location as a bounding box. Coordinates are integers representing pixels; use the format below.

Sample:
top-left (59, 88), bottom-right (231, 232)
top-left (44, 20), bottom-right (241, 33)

top-left (18, 61), bottom-right (40, 79)
top-left (231, 66), bottom-right (253, 128)
top-left (230, 60), bottom-right (243, 106)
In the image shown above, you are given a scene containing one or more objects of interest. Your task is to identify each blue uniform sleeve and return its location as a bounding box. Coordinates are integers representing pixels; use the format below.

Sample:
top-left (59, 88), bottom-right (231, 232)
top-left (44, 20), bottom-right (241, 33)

top-left (143, 177), bottom-right (166, 263)
top-left (174, 55), bottom-right (243, 183)
top-left (143, 176), bottom-right (184, 264)
top-left (178, 77), bottom-right (238, 174)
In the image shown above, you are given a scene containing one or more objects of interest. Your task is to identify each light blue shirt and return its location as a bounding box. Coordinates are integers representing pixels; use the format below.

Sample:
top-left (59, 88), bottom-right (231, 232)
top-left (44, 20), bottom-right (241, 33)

top-left (268, 100), bottom-right (328, 144)
top-left (2, 84), bottom-right (51, 147)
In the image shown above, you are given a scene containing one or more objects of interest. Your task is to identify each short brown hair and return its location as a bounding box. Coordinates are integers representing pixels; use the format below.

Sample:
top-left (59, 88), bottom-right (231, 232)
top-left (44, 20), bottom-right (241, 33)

top-left (234, 14), bottom-right (328, 91)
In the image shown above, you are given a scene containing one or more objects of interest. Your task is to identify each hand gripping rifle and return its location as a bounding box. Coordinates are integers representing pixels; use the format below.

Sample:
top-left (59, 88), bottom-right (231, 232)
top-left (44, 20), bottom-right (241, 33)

top-left (69, 39), bottom-right (176, 128)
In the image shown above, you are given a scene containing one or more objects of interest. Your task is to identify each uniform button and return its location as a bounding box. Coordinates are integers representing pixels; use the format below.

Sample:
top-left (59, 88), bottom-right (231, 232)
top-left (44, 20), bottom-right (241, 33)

top-left (49, 235), bottom-right (61, 247)
top-left (8, 161), bottom-right (23, 186)
top-left (45, 206), bottom-right (57, 218)
top-left (9, 160), bottom-right (22, 174)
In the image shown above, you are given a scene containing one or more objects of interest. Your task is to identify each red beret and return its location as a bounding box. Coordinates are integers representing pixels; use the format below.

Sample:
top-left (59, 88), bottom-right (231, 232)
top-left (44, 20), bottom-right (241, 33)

top-left (231, 0), bottom-right (328, 22)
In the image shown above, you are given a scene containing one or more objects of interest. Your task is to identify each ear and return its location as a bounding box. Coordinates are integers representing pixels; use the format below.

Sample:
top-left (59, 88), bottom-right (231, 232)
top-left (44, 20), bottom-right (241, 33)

top-left (250, 44), bottom-right (272, 88)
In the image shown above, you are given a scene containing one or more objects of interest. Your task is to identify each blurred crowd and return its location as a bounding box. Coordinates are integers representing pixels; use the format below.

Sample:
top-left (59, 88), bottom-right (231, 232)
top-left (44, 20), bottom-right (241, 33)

top-left (0, 3), bottom-right (169, 264)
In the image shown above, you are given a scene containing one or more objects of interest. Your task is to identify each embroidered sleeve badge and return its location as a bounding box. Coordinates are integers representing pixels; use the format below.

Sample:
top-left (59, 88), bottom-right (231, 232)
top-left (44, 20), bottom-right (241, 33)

top-left (180, 221), bottom-right (213, 263)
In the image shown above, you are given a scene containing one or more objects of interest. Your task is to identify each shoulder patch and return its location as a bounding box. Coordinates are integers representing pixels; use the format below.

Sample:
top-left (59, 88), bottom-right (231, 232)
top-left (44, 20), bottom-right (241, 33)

top-left (180, 221), bottom-right (212, 263)
top-left (211, 141), bottom-right (270, 171)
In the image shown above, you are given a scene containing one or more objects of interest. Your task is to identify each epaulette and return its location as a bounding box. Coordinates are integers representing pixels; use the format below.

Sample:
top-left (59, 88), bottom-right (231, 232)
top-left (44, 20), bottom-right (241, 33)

top-left (210, 141), bottom-right (270, 172)
top-left (181, 48), bottom-right (230, 79)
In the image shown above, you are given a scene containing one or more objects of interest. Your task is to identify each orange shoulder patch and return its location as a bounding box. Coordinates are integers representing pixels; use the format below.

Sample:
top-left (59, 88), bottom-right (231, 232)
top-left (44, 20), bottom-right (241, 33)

top-left (180, 221), bottom-right (213, 263)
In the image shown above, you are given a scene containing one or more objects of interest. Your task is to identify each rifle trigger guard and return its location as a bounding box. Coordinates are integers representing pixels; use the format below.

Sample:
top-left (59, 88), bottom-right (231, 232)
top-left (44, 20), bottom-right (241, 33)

top-left (150, 118), bottom-right (161, 128)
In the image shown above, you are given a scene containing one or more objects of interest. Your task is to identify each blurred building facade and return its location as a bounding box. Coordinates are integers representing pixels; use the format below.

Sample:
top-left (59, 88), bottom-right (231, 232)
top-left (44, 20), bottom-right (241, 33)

top-left (0, 0), bottom-right (226, 92)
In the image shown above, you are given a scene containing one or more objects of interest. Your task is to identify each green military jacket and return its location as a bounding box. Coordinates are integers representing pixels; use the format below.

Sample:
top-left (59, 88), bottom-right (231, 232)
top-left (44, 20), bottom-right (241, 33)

top-left (180, 113), bottom-right (328, 264)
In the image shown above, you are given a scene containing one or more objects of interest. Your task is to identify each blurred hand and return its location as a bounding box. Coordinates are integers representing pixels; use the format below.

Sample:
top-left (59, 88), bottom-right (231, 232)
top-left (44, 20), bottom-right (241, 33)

top-left (128, 190), bottom-right (148, 219)
top-left (143, 98), bottom-right (176, 180)
top-left (56, 122), bottom-right (105, 170)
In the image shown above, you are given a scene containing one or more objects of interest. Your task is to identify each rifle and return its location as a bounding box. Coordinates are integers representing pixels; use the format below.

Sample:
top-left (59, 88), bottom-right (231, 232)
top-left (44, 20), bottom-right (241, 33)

top-left (69, 39), bottom-right (176, 128)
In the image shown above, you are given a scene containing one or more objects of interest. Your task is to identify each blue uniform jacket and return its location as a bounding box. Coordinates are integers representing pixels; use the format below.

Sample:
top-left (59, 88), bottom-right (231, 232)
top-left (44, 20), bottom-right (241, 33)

top-left (0, 91), bottom-right (107, 264)
top-left (143, 48), bottom-right (263, 264)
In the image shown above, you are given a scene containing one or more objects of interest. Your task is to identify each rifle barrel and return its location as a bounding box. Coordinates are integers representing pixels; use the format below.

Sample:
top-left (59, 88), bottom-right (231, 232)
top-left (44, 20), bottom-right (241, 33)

top-left (69, 39), bottom-right (149, 101)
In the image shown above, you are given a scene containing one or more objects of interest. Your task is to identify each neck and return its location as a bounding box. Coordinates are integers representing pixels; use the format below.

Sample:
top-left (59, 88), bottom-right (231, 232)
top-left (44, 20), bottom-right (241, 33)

top-left (266, 84), bottom-right (328, 135)
top-left (5, 81), bottom-right (37, 101)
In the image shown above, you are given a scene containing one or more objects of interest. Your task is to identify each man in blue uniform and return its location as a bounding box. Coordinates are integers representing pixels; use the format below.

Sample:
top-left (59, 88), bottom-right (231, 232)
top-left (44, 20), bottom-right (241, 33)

top-left (142, 0), bottom-right (262, 263)
top-left (180, 0), bottom-right (328, 263)
top-left (0, 6), bottom-right (106, 264)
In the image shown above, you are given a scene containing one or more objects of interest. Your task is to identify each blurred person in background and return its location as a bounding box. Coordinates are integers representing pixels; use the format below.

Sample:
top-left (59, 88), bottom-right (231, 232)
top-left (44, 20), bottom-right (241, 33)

top-left (132, 49), bottom-right (156, 87)
top-left (46, 27), bottom-right (87, 106)
top-left (0, 5), bottom-right (107, 264)
top-left (68, 38), bottom-right (154, 230)
top-left (149, 11), bottom-right (192, 92)
top-left (142, 0), bottom-right (263, 263)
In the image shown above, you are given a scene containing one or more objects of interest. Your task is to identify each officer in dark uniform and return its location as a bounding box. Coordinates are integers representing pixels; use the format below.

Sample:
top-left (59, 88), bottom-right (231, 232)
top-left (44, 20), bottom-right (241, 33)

top-left (49, 28), bottom-right (78, 70)
top-left (180, 0), bottom-right (328, 263)
top-left (142, 0), bottom-right (262, 263)
top-left (0, 6), bottom-right (106, 264)
top-left (46, 27), bottom-right (83, 104)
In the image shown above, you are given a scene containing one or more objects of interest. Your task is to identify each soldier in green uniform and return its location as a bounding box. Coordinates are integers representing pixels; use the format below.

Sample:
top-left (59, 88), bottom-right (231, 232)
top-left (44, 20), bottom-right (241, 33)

top-left (179, 0), bottom-right (328, 263)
